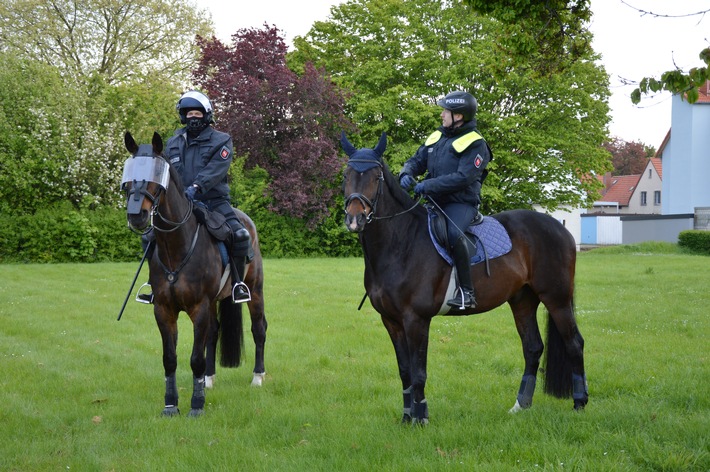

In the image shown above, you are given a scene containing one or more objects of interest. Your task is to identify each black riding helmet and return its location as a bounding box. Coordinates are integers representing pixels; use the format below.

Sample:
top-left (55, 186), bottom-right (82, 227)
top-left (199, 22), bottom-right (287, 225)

top-left (436, 91), bottom-right (477, 122)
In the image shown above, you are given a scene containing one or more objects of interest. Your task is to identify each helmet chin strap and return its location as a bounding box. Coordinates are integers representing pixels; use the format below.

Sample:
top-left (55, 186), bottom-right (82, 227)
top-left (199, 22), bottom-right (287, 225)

top-left (445, 110), bottom-right (464, 130)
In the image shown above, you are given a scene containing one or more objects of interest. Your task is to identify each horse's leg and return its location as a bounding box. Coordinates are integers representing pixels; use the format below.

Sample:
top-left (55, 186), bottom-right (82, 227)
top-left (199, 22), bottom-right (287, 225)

top-left (204, 306), bottom-right (219, 389)
top-left (508, 287), bottom-right (543, 413)
top-left (187, 302), bottom-right (213, 417)
top-left (544, 298), bottom-right (588, 410)
top-left (155, 306), bottom-right (180, 416)
top-left (380, 316), bottom-right (413, 423)
top-left (403, 314), bottom-right (432, 425)
top-left (247, 292), bottom-right (267, 387)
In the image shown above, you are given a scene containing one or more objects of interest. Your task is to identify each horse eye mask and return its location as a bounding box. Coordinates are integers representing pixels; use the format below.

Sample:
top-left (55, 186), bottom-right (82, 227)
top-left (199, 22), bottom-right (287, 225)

top-left (121, 155), bottom-right (170, 190)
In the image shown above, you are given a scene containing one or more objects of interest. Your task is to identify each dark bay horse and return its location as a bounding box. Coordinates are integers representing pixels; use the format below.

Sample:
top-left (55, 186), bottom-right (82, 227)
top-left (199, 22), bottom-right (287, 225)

top-left (122, 132), bottom-right (267, 417)
top-left (341, 133), bottom-right (587, 425)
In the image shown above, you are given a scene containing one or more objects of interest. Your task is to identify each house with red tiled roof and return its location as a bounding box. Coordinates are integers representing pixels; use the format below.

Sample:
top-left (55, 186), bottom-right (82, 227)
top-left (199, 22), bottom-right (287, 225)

top-left (627, 158), bottom-right (663, 214)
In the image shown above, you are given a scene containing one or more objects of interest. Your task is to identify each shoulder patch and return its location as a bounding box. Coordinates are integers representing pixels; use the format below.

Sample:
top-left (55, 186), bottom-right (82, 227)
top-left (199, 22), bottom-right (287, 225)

top-left (220, 146), bottom-right (230, 160)
top-left (424, 130), bottom-right (442, 146)
top-left (452, 131), bottom-right (483, 153)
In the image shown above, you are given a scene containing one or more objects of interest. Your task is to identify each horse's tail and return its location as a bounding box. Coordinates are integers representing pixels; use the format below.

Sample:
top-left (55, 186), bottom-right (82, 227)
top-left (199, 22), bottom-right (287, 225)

top-left (218, 299), bottom-right (244, 368)
top-left (542, 298), bottom-right (575, 398)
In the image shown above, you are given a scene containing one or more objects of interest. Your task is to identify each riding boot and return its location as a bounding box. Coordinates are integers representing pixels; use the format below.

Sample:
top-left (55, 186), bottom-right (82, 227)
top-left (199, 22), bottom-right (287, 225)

top-left (137, 231), bottom-right (155, 304)
top-left (230, 227), bottom-right (252, 304)
top-left (446, 236), bottom-right (477, 309)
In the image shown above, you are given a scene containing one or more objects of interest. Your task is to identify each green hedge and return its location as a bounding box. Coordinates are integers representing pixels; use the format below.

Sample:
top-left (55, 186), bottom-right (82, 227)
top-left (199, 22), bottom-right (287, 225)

top-left (677, 230), bottom-right (710, 255)
top-left (0, 202), bottom-right (360, 263)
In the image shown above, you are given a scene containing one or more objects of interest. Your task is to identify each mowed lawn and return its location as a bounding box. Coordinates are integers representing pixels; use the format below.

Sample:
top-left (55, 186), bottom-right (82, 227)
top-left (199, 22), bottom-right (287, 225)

top-left (0, 249), bottom-right (707, 471)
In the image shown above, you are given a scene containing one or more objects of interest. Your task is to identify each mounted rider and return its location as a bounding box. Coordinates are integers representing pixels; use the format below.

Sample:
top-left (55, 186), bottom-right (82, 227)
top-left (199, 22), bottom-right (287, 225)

top-left (139, 90), bottom-right (250, 304)
top-left (399, 91), bottom-right (492, 309)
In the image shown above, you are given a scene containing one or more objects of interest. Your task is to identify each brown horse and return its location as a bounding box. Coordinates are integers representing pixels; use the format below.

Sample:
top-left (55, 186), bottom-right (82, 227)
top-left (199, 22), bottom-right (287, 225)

top-left (341, 132), bottom-right (587, 425)
top-left (122, 132), bottom-right (267, 417)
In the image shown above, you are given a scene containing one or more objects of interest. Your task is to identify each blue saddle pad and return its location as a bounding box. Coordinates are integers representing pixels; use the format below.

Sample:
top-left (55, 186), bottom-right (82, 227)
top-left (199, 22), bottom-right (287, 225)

top-left (428, 211), bottom-right (512, 266)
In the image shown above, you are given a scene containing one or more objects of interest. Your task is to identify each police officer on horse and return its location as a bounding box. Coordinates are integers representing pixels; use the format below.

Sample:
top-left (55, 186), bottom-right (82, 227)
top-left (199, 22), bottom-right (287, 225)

top-left (139, 90), bottom-right (250, 303)
top-left (399, 91), bottom-right (492, 309)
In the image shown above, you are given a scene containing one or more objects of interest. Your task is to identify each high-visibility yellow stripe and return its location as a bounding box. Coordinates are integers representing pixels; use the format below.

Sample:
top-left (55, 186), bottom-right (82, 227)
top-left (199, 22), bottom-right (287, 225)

top-left (424, 130), bottom-right (482, 152)
top-left (453, 131), bottom-right (483, 153)
top-left (424, 130), bottom-right (442, 146)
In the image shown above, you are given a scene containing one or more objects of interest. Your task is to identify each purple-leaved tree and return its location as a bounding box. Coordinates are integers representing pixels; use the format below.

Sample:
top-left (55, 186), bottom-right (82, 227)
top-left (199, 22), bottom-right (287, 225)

top-left (194, 25), bottom-right (353, 225)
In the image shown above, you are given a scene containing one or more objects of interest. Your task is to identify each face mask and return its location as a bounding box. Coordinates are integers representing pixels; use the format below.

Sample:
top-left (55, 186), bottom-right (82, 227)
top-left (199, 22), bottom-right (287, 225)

top-left (186, 117), bottom-right (208, 137)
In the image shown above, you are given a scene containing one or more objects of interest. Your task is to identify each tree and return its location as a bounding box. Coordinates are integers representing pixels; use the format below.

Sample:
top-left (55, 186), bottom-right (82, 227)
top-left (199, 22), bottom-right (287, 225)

top-left (193, 26), bottom-right (353, 225)
top-left (0, 0), bottom-right (213, 86)
top-left (0, 51), bottom-right (181, 214)
top-left (604, 137), bottom-right (654, 176)
top-left (289, 0), bottom-right (611, 213)
top-left (464, 0), bottom-right (593, 76)
top-left (463, 0), bottom-right (710, 104)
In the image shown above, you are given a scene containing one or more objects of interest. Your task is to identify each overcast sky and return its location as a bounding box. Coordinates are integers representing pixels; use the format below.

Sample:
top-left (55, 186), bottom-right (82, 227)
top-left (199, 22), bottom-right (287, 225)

top-left (201, 0), bottom-right (709, 148)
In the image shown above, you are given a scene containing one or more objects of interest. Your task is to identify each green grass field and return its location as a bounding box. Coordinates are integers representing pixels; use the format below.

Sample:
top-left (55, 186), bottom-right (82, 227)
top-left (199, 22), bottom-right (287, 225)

top-left (0, 247), bottom-right (708, 471)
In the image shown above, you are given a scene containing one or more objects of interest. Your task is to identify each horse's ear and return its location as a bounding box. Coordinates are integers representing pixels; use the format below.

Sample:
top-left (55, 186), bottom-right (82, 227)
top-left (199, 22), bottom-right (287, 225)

top-left (374, 132), bottom-right (387, 158)
top-left (152, 132), bottom-right (163, 155)
top-left (124, 132), bottom-right (138, 155)
top-left (340, 131), bottom-right (357, 157)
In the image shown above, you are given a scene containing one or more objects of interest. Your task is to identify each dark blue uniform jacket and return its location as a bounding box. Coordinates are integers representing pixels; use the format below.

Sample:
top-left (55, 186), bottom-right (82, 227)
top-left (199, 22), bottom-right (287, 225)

top-left (165, 126), bottom-right (233, 202)
top-left (401, 120), bottom-right (491, 207)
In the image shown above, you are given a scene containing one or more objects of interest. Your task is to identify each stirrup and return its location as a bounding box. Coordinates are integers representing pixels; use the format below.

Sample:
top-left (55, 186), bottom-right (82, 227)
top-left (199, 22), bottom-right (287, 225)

top-left (446, 287), bottom-right (475, 309)
top-left (136, 283), bottom-right (153, 304)
top-left (231, 282), bottom-right (251, 304)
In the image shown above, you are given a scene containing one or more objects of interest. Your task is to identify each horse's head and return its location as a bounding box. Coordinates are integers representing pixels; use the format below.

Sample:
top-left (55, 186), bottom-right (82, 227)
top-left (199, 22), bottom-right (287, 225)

top-left (340, 132), bottom-right (387, 232)
top-left (121, 131), bottom-right (169, 232)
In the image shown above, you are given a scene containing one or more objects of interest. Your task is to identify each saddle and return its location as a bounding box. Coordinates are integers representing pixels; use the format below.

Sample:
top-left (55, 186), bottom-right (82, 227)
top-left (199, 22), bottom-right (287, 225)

top-left (191, 203), bottom-right (239, 268)
top-left (427, 207), bottom-right (512, 267)
top-left (192, 204), bottom-right (232, 242)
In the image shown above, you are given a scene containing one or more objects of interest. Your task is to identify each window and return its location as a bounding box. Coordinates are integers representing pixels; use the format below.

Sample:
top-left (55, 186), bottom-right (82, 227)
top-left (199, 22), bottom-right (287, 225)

top-left (654, 191), bottom-right (661, 205)
top-left (648, 169), bottom-right (652, 179)
top-left (640, 191), bottom-right (647, 206)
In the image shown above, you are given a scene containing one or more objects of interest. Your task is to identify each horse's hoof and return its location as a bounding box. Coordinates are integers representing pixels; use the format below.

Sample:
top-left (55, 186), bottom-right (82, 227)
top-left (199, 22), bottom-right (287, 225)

top-left (251, 372), bottom-right (266, 387)
top-left (509, 400), bottom-right (528, 414)
top-left (401, 414), bottom-right (412, 424)
top-left (412, 417), bottom-right (429, 427)
top-left (161, 406), bottom-right (180, 417)
top-left (573, 399), bottom-right (587, 411)
top-left (205, 375), bottom-right (215, 389)
top-left (188, 408), bottom-right (204, 418)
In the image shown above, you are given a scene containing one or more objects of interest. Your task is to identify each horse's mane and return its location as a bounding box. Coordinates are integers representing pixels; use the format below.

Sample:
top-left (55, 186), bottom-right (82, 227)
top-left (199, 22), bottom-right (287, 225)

top-left (166, 159), bottom-right (185, 194)
top-left (382, 160), bottom-right (424, 213)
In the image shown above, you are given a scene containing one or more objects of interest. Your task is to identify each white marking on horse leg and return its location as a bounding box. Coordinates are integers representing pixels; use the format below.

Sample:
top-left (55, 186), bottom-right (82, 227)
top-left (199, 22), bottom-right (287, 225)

top-left (205, 375), bottom-right (215, 389)
top-left (508, 400), bottom-right (523, 414)
top-left (251, 372), bottom-right (265, 387)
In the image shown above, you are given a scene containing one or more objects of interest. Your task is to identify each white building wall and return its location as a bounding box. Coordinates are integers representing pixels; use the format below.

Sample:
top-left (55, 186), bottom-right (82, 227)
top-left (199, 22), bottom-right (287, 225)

top-left (664, 95), bottom-right (710, 214)
top-left (533, 205), bottom-right (583, 249)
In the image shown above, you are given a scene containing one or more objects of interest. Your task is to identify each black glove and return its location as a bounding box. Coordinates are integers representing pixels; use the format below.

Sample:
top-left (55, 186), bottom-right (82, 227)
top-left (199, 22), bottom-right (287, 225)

top-left (413, 181), bottom-right (428, 195)
top-left (400, 174), bottom-right (416, 190)
top-left (184, 184), bottom-right (198, 201)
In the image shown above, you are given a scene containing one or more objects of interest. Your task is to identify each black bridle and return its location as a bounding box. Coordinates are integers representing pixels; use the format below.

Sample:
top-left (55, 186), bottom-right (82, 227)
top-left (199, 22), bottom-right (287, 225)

top-left (344, 160), bottom-right (421, 223)
top-left (124, 159), bottom-right (199, 284)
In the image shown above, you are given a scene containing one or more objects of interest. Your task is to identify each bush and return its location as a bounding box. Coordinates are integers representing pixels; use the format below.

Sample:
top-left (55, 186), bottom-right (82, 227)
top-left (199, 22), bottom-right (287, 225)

top-left (0, 203), bottom-right (142, 263)
top-left (0, 202), bottom-right (360, 263)
top-left (678, 230), bottom-right (710, 255)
